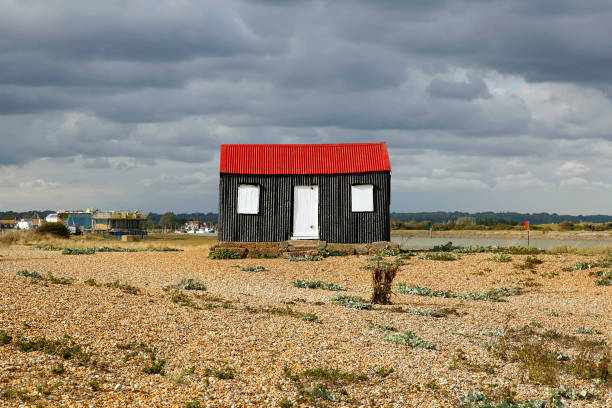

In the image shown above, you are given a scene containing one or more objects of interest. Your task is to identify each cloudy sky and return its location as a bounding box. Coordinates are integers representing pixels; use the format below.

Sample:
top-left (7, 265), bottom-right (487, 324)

top-left (1, 0), bottom-right (611, 214)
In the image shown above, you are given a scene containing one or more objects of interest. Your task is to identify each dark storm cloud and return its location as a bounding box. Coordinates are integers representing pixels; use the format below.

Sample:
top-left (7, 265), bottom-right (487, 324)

top-left (0, 0), bottom-right (610, 214)
top-left (427, 75), bottom-right (491, 100)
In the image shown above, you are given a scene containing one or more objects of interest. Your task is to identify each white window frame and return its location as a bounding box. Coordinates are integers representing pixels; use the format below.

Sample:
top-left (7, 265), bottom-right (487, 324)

top-left (351, 184), bottom-right (374, 212)
top-left (237, 184), bottom-right (260, 214)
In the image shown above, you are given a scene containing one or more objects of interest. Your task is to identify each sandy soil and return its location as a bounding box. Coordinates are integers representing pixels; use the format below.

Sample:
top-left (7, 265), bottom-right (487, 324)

top-left (0, 244), bottom-right (610, 407)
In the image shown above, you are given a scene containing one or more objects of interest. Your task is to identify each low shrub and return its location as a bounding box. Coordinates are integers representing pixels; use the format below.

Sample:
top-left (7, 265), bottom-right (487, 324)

top-left (0, 329), bottom-right (12, 345)
top-left (144, 247), bottom-right (183, 252)
top-left (396, 284), bottom-right (520, 302)
top-left (208, 249), bottom-right (243, 259)
top-left (104, 280), bottom-right (141, 295)
top-left (204, 365), bottom-right (235, 380)
top-left (423, 252), bottom-right (459, 261)
top-left (62, 247), bottom-right (96, 255)
top-left (16, 270), bottom-right (43, 279)
top-left (16, 336), bottom-right (91, 365)
top-left (46, 273), bottom-right (73, 285)
top-left (370, 263), bottom-right (399, 304)
top-left (289, 255), bottom-right (323, 262)
top-left (143, 355), bottom-right (166, 375)
top-left (486, 254), bottom-right (512, 263)
top-left (37, 222), bottom-right (70, 238)
top-left (382, 331), bottom-right (436, 349)
top-left (245, 305), bottom-right (320, 323)
top-left (293, 280), bottom-right (345, 291)
top-left (166, 279), bottom-right (206, 291)
top-left (171, 292), bottom-right (199, 309)
top-left (331, 295), bottom-right (372, 310)
top-left (594, 270), bottom-right (611, 286)
top-left (241, 266), bottom-right (266, 272)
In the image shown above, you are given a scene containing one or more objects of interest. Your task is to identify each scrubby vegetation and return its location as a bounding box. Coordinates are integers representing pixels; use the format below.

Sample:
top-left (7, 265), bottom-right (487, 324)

top-left (289, 255), bottom-right (323, 262)
top-left (396, 284), bottom-right (521, 302)
top-left (36, 222), bottom-right (71, 238)
top-left (382, 331), bottom-right (436, 349)
top-left (240, 266), bottom-right (266, 272)
top-left (165, 279), bottom-right (207, 291)
top-left (208, 248), bottom-right (244, 259)
top-left (293, 280), bottom-right (345, 291)
top-left (330, 295), bottom-right (372, 310)
top-left (370, 262), bottom-right (399, 304)
top-left (15, 335), bottom-right (91, 365)
top-left (282, 364), bottom-right (368, 405)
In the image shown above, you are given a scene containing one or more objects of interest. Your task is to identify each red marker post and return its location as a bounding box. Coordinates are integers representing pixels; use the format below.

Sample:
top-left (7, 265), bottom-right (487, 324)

top-left (524, 221), bottom-right (530, 247)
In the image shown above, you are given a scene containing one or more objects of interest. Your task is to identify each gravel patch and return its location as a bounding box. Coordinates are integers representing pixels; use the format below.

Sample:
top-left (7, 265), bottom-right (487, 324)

top-left (0, 245), bottom-right (610, 407)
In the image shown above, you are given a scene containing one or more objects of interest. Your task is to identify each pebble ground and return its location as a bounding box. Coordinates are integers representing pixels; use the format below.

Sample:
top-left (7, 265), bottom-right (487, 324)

top-left (0, 243), bottom-right (610, 407)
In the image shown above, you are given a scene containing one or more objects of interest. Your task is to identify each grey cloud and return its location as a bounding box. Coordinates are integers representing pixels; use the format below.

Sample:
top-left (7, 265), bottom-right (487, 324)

top-left (427, 75), bottom-right (491, 100)
top-left (0, 0), bottom-right (611, 213)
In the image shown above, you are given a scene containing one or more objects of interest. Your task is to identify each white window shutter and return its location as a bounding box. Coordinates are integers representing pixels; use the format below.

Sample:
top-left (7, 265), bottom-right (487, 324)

top-left (237, 185), bottom-right (260, 214)
top-left (351, 184), bottom-right (374, 212)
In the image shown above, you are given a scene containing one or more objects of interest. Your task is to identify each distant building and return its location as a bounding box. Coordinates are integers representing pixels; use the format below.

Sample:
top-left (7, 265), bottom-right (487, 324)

top-left (218, 143), bottom-right (391, 243)
top-left (58, 211), bottom-right (94, 231)
top-left (93, 211), bottom-right (147, 238)
top-left (0, 219), bottom-right (18, 229)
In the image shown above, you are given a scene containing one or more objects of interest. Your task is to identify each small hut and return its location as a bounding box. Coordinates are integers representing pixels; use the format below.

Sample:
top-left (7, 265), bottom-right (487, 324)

top-left (218, 143), bottom-right (391, 243)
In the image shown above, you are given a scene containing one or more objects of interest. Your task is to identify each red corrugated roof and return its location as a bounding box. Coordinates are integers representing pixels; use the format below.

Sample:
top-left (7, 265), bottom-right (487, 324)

top-left (220, 143), bottom-right (391, 175)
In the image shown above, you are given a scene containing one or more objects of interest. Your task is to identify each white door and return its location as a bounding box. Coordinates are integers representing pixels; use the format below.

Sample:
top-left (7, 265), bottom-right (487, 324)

top-left (292, 185), bottom-right (319, 239)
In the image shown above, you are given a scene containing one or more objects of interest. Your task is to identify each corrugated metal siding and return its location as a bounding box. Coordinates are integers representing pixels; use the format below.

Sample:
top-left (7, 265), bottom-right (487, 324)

top-left (220, 143), bottom-right (391, 175)
top-left (219, 171), bottom-right (391, 243)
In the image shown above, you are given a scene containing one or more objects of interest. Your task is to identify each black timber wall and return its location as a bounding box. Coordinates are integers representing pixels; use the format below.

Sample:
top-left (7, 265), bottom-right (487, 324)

top-left (218, 171), bottom-right (390, 243)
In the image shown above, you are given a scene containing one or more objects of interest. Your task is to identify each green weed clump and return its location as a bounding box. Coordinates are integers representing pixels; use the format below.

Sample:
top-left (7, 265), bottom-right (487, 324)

top-left (16, 270), bottom-right (72, 285)
top-left (95, 246), bottom-right (137, 252)
top-left (0, 329), bottom-right (12, 345)
top-left (293, 280), bottom-right (345, 291)
top-left (16, 270), bottom-right (43, 279)
top-left (241, 266), bottom-right (266, 272)
top-left (282, 364), bottom-right (367, 405)
top-left (166, 279), bottom-right (206, 291)
top-left (331, 295), bottom-right (372, 310)
top-left (245, 305), bottom-right (320, 323)
top-left (594, 270), bottom-right (612, 286)
top-left (317, 248), bottom-right (347, 257)
top-left (143, 354), bottom-right (166, 375)
top-left (571, 261), bottom-right (597, 270)
top-left (382, 331), bottom-right (436, 349)
top-left (486, 254), bottom-right (513, 262)
top-left (46, 273), bottom-right (73, 285)
top-left (16, 336), bottom-right (91, 365)
top-left (289, 255), bottom-right (323, 262)
top-left (62, 247), bottom-right (96, 255)
top-left (143, 247), bottom-right (183, 252)
top-left (576, 326), bottom-right (602, 335)
top-left (396, 284), bottom-right (453, 298)
top-left (208, 248), bottom-right (244, 259)
top-left (396, 284), bottom-right (520, 302)
top-left (204, 365), bottom-right (235, 380)
top-left (423, 252), bottom-right (459, 261)
top-left (458, 388), bottom-right (548, 408)
top-left (171, 292), bottom-right (200, 309)
top-left (500, 247), bottom-right (544, 255)
top-left (104, 280), bottom-right (141, 295)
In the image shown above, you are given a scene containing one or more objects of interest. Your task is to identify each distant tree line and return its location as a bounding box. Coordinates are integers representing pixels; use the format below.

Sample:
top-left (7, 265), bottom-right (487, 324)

top-left (390, 211), bottom-right (612, 225)
top-left (0, 210), bottom-right (55, 220)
